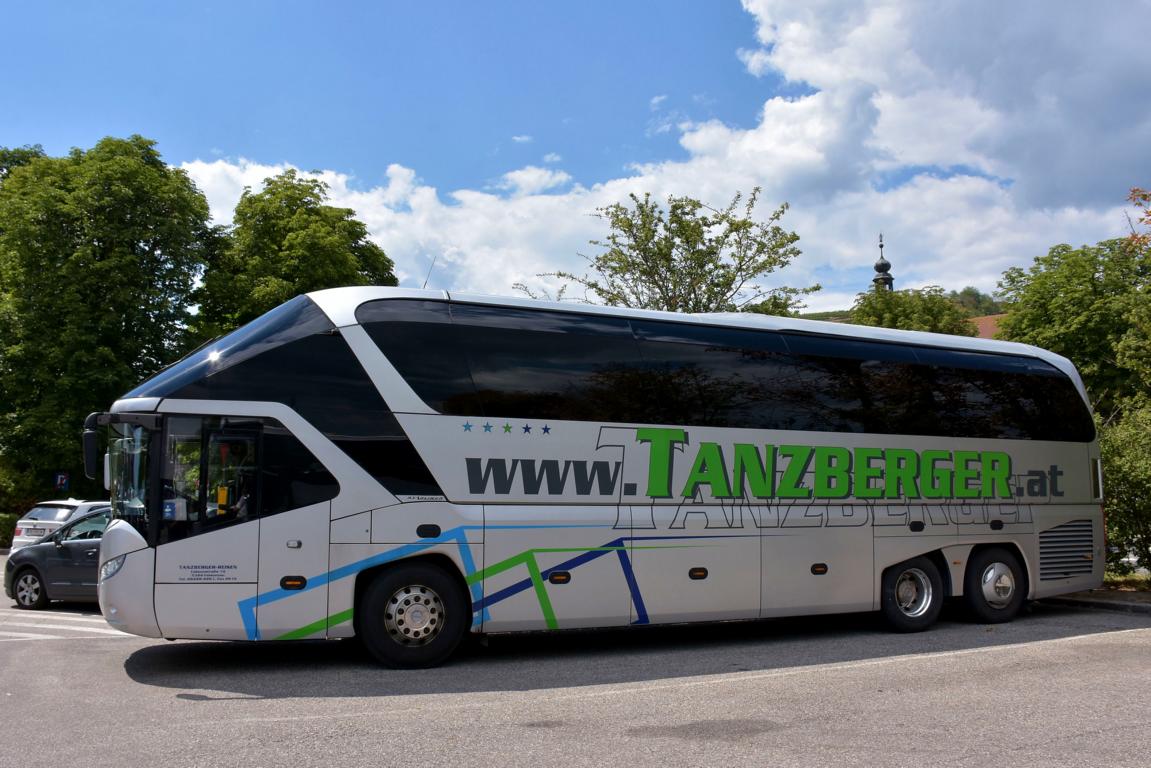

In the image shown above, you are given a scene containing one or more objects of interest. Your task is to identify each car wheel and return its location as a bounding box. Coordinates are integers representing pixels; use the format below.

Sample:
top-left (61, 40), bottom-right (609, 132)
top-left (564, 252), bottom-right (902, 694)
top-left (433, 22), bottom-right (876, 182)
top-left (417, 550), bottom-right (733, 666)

top-left (14, 568), bottom-right (49, 610)
top-left (881, 556), bottom-right (943, 632)
top-left (359, 562), bottom-right (468, 669)
top-left (964, 547), bottom-right (1027, 624)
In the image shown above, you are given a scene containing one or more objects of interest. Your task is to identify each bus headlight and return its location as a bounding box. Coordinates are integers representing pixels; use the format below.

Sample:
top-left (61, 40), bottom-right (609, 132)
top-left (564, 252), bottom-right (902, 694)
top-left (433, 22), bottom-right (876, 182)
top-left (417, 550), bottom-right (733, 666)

top-left (99, 555), bottom-right (127, 583)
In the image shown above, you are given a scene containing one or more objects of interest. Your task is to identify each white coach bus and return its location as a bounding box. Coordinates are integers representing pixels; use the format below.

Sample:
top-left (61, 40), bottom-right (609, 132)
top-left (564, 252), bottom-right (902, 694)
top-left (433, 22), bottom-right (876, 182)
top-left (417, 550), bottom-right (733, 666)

top-left (84, 287), bottom-right (1104, 668)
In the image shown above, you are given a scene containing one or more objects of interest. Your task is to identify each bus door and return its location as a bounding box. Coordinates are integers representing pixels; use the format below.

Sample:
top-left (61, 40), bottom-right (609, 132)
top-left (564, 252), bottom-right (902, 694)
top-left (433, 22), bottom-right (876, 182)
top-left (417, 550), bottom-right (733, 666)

top-left (154, 419), bottom-right (260, 641)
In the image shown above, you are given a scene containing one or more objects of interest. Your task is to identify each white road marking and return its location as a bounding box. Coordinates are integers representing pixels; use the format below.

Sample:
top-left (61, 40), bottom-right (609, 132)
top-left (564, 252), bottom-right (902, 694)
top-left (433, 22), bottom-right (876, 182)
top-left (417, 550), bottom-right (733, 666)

top-left (0, 635), bottom-right (133, 642)
top-left (1, 612), bottom-right (107, 624)
top-left (0, 630), bottom-right (61, 640)
top-left (1, 621), bottom-right (126, 635)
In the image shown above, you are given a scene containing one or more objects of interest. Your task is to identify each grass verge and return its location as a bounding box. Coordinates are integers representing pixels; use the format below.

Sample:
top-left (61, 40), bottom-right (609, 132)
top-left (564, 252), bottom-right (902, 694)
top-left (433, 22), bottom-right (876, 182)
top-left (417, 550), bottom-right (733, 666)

top-left (1103, 572), bottom-right (1151, 591)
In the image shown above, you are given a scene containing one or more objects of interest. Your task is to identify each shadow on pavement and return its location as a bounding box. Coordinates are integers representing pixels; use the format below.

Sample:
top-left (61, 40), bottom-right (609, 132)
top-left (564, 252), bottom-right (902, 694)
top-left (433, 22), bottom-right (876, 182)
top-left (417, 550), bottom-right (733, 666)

top-left (123, 600), bottom-right (1147, 700)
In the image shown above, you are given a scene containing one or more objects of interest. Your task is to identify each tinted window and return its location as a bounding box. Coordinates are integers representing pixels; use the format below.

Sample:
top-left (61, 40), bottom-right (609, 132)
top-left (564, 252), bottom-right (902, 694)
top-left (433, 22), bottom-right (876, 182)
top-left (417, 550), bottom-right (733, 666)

top-left (23, 505), bottom-right (74, 522)
top-left (169, 333), bottom-right (383, 434)
top-left (357, 300), bottom-right (479, 413)
top-left (633, 321), bottom-right (803, 428)
top-left (781, 334), bottom-right (932, 434)
top-left (360, 303), bottom-right (1092, 441)
top-left (912, 348), bottom-right (1094, 441)
top-left (262, 423), bottom-right (342, 514)
top-left (451, 305), bottom-right (643, 422)
top-left (163, 324), bottom-right (442, 493)
top-left (126, 295), bottom-right (333, 399)
top-left (331, 414), bottom-right (442, 496)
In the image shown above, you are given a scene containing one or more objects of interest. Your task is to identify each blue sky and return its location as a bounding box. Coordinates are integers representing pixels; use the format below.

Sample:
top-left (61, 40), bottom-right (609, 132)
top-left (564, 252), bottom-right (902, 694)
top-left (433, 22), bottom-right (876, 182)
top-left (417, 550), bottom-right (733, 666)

top-left (4, 1), bottom-right (775, 191)
top-left (3, 1), bottom-right (1149, 310)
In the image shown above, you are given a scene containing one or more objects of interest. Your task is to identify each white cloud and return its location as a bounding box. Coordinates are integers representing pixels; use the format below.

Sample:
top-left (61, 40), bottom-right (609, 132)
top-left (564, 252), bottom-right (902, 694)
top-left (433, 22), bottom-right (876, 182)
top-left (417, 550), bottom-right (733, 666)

top-left (182, 1), bottom-right (1147, 310)
top-left (649, 94), bottom-right (668, 110)
top-left (542, 153), bottom-right (562, 164)
top-left (496, 166), bottom-right (573, 197)
top-left (511, 135), bottom-right (533, 144)
top-left (737, 0), bottom-right (1151, 207)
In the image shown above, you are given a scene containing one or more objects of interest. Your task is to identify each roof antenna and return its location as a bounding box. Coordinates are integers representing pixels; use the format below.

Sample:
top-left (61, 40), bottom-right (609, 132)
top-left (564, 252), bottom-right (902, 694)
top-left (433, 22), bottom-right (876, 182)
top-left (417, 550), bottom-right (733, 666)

top-left (422, 254), bottom-right (438, 290)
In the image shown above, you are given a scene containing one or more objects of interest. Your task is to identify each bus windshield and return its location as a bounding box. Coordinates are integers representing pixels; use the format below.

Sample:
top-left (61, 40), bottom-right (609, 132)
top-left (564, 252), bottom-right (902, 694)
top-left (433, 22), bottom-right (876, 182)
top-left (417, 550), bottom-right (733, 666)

top-left (109, 422), bottom-right (152, 538)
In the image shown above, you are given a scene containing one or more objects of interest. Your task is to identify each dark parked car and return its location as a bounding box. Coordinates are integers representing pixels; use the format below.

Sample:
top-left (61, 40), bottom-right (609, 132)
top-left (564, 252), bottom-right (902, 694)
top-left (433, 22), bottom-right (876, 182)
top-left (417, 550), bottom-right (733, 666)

top-left (4, 507), bottom-right (111, 609)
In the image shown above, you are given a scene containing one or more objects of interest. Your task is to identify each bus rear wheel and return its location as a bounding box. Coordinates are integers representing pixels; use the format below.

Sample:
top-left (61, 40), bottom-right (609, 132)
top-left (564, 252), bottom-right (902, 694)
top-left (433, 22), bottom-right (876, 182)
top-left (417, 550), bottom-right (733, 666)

top-left (359, 562), bottom-right (468, 669)
top-left (881, 556), bottom-right (943, 632)
top-left (964, 547), bottom-right (1026, 624)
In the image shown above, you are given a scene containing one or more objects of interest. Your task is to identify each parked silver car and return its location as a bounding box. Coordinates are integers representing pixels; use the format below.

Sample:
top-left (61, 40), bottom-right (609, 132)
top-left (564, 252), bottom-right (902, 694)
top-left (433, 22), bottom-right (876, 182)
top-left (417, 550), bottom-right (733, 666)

top-left (10, 499), bottom-right (111, 550)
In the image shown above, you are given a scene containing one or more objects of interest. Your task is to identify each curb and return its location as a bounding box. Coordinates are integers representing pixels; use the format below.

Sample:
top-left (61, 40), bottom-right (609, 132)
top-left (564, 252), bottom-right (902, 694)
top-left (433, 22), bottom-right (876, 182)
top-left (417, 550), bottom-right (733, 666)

top-left (1040, 596), bottom-right (1151, 616)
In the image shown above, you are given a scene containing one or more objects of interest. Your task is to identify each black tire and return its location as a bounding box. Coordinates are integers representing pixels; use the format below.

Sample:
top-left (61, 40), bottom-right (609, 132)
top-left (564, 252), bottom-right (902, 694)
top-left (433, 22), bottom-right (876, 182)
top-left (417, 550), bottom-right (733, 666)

top-left (359, 562), bottom-right (468, 669)
top-left (881, 556), bottom-right (944, 632)
top-left (964, 547), bottom-right (1027, 624)
top-left (13, 568), bottom-right (49, 610)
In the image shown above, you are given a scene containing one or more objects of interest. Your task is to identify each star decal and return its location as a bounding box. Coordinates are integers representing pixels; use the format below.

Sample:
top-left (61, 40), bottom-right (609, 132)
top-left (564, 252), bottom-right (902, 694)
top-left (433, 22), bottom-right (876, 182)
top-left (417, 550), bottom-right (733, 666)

top-left (502, 423), bottom-right (513, 433)
top-left (522, 424), bottom-right (532, 434)
top-left (541, 425), bottom-right (551, 434)
top-left (462, 422), bottom-right (473, 432)
top-left (482, 422), bottom-right (493, 433)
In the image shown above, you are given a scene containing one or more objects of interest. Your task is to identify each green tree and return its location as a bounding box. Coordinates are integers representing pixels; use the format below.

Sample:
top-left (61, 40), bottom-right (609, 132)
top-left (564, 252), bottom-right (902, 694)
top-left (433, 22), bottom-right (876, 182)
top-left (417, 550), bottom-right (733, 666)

top-left (0, 144), bottom-right (45, 181)
top-left (997, 195), bottom-right (1151, 571)
top-left (1100, 403), bottom-right (1151, 571)
top-left (850, 286), bottom-right (977, 336)
top-left (1116, 188), bottom-right (1151, 394)
top-left (996, 239), bottom-right (1149, 416)
top-left (946, 286), bottom-right (1003, 316)
top-left (0, 136), bottom-right (212, 503)
top-left (518, 188), bottom-right (817, 314)
top-left (195, 169), bottom-right (396, 337)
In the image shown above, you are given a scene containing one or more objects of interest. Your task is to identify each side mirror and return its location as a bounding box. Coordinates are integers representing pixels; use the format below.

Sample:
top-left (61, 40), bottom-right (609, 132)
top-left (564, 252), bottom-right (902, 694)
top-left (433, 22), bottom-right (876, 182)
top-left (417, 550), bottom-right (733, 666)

top-left (54, 537), bottom-right (64, 549)
top-left (83, 413), bottom-right (101, 481)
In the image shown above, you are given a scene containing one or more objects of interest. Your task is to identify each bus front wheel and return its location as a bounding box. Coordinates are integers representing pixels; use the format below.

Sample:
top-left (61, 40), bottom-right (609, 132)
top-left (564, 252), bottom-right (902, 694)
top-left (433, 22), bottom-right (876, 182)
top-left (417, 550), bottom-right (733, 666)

top-left (359, 562), bottom-right (468, 669)
top-left (881, 557), bottom-right (943, 632)
top-left (963, 547), bottom-right (1026, 624)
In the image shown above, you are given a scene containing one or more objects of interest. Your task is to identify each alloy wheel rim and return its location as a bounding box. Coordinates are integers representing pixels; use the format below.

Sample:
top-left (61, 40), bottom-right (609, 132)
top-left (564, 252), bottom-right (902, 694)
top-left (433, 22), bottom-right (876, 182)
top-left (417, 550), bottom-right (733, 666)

top-left (16, 573), bottom-right (41, 606)
top-left (383, 584), bottom-right (445, 647)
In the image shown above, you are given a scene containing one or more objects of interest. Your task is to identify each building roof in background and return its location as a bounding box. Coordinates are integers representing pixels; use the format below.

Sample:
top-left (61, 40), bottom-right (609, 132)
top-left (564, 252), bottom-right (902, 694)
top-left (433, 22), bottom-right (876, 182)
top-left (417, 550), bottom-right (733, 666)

top-left (970, 314), bottom-right (1005, 339)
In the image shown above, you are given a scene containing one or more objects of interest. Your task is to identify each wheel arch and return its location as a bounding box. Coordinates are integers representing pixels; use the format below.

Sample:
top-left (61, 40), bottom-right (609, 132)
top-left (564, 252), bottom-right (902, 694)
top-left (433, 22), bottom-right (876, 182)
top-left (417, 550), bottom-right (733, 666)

top-left (880, 549), bottom-right (954, 598)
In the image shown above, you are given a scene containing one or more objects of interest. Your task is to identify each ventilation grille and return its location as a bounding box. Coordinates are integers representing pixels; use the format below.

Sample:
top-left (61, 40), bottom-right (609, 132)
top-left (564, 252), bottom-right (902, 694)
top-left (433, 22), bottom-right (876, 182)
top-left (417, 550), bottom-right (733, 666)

top-left (1039, 519), bottom-right (1095, 580)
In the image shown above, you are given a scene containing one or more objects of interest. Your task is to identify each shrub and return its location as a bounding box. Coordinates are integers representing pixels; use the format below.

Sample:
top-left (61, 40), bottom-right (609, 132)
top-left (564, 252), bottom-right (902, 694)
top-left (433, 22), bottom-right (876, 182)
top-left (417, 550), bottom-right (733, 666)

top-left (1100, 404), bottom-right (1151, 572)
top-left (0, 513), bottom-right (17, 549)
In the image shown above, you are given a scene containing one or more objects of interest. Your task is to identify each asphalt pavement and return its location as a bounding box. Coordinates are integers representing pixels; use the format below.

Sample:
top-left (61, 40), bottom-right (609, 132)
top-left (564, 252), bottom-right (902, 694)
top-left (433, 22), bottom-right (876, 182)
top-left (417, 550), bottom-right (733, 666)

top-left (1, 586), bottom-right (1149, 768)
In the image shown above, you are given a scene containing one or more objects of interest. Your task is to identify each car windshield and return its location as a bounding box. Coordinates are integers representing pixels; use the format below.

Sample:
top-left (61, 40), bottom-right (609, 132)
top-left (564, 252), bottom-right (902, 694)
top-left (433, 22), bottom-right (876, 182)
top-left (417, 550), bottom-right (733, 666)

top-left (109, 423), bottom-right (152, 538)
top-left (22, 505), bottom-right (74, 522)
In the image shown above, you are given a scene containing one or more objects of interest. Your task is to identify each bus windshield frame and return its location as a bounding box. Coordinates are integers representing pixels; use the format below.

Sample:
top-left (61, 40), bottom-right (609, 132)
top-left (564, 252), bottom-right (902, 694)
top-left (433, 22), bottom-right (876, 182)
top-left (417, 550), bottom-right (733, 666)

top-left (108, 421), bottom-right (156, 540)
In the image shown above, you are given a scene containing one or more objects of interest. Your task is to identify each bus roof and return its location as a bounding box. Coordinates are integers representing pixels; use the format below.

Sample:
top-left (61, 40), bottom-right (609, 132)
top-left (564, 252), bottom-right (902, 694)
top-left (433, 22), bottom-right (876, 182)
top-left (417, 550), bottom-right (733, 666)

top-left (305, 286), bottom-right (1088, 403)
